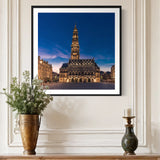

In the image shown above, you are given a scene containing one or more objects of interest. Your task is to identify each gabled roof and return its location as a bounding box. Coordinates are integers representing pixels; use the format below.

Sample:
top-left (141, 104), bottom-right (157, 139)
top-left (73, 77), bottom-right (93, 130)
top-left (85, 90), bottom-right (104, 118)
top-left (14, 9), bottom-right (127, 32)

top-left (61, 63), bottom-right (68, 68)
top-left (69, 59), bottom-right (94, 64)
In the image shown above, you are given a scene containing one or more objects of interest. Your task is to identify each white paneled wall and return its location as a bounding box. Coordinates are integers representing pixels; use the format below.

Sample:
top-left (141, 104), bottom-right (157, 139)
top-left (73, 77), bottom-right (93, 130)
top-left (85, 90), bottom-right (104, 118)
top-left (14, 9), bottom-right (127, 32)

top-left (150, 0), bottom-right (160, 153)
top-left (0, 0), bottom-right (159, 154)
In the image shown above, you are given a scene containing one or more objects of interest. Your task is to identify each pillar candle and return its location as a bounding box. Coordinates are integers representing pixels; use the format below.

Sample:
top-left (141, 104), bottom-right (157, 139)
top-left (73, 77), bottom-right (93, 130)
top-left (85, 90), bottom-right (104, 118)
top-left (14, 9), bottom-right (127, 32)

top-left (124, 108), bottom-right (132, 117)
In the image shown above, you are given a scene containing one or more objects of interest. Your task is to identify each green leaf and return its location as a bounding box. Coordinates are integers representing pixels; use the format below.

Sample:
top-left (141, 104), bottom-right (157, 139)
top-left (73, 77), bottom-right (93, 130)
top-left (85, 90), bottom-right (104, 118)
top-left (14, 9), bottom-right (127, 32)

top-left (2, 70), bottom-right (53, 115)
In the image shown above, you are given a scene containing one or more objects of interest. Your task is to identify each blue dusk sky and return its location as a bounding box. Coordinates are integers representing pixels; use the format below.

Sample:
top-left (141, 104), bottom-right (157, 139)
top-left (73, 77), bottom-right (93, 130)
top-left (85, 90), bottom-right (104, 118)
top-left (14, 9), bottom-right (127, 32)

top-left (38, 13), bottom-right (115, 73)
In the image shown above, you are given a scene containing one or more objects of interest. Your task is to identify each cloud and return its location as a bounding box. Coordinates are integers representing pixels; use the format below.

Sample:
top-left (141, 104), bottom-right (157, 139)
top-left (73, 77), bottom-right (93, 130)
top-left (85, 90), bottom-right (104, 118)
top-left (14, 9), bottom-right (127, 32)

top-left (95, 53), bottom-right (114, 61)
top-left (80, 53), bottom-right (93, 59)
top-left (52, 62), bottom-right (64, 73)
top-left (100, 66), bottom-right (111, 72)
top-left (55, 49), bottom-right (69, 59)
top-left (38, 48), bottom-right (57, 59)
top-left (39, 45), bottom-right (70, 60)
top-left (55, 44), bottom-right (70, 55)
top-left (38, 48), bottom-right (69, 60)
top-left (38, 45), bottom-right (70, 73)
top-left (39, 54), bottom-right (57, 59)
top-left (99, 63), bottom-right (115, 72)
top-left (95, 54), bottom-right (106, 59)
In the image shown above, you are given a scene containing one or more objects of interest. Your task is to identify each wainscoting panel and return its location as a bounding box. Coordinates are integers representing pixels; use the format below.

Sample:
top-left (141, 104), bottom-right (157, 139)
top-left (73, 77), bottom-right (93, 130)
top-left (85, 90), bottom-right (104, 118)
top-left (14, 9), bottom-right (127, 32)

top-left (0, 0), bottom-right (151, 154)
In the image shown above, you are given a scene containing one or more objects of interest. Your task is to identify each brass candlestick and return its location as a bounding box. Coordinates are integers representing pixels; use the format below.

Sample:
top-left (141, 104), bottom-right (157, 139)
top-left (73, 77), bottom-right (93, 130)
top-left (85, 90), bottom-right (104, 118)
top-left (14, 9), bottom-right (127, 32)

top-left (121, 116), bottom-right (138, 155)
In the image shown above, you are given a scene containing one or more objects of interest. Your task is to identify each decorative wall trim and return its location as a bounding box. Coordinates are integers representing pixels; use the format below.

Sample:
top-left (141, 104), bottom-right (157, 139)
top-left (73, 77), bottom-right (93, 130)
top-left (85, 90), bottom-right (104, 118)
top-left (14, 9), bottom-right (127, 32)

top-left (140, 0), bottom-right (147, 146)
top-left (6, 0), bottom-right (149, 153)
top-left (135, 0), bottom-right (147, 147)
top-left (7, 0), bottom-right (13, 147)
top-left (7, 0), bottom-right (21, 147)
top-left (132, 0), bottom-right (137, 137)
top-left (14, 128), bottom-right (124, 135)
top-left (16, 0), bottom-right (20, 78)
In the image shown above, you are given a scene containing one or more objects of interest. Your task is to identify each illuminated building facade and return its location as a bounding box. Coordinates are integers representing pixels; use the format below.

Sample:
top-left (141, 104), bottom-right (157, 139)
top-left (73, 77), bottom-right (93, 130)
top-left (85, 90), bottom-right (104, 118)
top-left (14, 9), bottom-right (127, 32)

top-left (59, 25), bottom-right (100, 83)
top-left (38, 56), bottom-right (53, 82)
top-left (111, 65), bottom-right (115, 83)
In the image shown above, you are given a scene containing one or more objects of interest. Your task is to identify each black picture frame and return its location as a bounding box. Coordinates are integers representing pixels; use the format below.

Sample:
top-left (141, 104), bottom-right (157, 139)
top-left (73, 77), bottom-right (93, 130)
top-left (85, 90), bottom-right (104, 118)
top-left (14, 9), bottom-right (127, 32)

top-left (31, 6), bottom-right (121, 96)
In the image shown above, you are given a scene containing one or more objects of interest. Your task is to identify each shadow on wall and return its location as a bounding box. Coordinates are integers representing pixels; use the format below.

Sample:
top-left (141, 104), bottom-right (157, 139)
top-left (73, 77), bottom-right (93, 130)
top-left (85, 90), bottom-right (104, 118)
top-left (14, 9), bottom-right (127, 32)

top-left (38, 96), bottom-right (85, 153)
top-left (42, 96), bottom-right (82, 129)
top-left (151, 122), bottom-right (160, 153)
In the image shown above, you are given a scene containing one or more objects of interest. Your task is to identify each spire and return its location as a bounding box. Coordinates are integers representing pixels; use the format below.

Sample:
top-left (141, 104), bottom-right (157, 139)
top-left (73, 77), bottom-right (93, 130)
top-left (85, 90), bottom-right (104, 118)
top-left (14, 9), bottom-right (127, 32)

top-left (74, 24), bottom-right (78, 31)
top-left (71, 24), bottom-right (80, 60)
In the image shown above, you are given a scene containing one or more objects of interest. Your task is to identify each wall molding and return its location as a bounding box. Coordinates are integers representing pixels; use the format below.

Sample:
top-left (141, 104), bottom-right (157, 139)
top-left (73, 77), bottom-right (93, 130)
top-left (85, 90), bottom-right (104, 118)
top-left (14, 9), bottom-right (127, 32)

top-left (6, 0), bottom-right (150, 153)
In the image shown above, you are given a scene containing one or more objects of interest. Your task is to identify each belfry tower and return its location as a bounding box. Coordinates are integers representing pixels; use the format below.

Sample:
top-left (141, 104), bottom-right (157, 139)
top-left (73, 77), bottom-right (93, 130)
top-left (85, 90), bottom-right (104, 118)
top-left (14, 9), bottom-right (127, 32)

top-left (71, 25), bottom-right (80, 60)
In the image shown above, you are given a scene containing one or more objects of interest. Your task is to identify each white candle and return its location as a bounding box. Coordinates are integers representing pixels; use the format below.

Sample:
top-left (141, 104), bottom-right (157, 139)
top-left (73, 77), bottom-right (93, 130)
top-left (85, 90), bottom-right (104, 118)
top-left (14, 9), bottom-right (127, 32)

top-left (124, 108), bottom-right (132, 117)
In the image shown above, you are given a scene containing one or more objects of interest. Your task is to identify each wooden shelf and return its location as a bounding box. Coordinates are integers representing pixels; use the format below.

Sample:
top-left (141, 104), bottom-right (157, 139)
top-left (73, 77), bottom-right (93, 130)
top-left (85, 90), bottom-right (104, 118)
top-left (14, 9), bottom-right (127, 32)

top-left (0, 154), bottom-right (160, 160)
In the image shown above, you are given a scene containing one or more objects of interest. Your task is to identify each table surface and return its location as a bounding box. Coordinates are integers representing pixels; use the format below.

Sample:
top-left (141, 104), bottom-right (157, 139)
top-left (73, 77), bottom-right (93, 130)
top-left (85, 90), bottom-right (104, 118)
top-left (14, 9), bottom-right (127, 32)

top-left (0, 154), bottom-right (160, 159)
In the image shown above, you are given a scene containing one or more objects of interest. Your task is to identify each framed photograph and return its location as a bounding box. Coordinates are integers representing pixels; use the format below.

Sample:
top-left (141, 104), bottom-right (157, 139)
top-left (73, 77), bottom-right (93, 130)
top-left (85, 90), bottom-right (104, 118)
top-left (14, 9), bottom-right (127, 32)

top-left (32, 6), bottom-right (121, 96)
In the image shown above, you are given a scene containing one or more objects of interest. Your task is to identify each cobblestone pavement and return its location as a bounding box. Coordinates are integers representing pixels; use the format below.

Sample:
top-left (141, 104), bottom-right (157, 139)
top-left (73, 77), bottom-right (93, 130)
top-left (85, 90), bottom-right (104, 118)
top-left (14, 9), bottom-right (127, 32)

top-left (44, 82), bottom-right (115, 90)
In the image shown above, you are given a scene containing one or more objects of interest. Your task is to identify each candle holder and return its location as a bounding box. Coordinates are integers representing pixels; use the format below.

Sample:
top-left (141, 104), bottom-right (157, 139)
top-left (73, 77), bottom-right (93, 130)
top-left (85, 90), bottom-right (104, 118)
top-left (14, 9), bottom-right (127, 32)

top-left (121, 116), bottom-right (138, 155)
